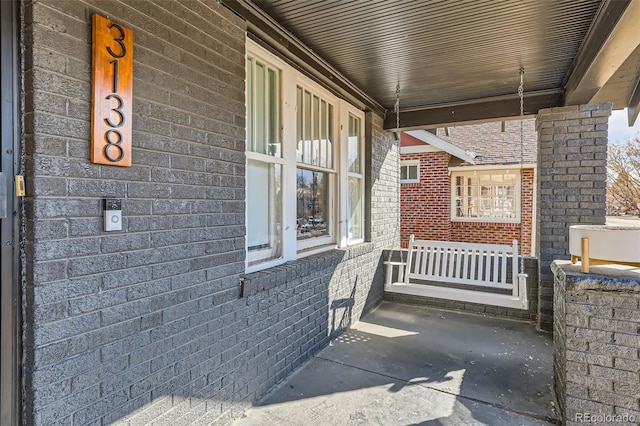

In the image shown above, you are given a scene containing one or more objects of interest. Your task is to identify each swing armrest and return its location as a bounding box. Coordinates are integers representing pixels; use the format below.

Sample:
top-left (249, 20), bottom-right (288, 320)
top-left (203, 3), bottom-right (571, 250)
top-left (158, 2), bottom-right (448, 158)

top-left (384, 261), bottom-right (407, 286)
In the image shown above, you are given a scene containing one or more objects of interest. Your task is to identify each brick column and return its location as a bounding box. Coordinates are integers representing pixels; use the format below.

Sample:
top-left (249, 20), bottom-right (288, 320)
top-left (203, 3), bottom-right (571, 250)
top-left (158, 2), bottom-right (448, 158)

top-left (536, 103), bottom-right (611, 331)
top-left (552, 261), bottom-right (640, 423)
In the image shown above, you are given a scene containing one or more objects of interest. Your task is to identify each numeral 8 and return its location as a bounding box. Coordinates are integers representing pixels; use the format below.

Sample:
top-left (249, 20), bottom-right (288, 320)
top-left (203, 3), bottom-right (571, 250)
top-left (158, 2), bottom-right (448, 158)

top-left (104, 129), bottom-right (125, 162)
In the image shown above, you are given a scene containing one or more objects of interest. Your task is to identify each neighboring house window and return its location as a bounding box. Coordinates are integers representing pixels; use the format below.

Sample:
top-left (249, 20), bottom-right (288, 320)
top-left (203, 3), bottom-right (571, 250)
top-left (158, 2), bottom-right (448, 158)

top-left (246, 42), bottom-right (366, 272)
top-left (400, 160), bottom-right (419, 183)
top-left (451, 169), bottom-right (520, 222)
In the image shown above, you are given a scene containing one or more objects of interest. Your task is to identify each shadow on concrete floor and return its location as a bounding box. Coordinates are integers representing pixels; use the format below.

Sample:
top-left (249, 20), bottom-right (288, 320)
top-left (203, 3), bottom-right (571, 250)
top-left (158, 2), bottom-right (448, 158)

top-left (235, 301), bottom-right (559, 425)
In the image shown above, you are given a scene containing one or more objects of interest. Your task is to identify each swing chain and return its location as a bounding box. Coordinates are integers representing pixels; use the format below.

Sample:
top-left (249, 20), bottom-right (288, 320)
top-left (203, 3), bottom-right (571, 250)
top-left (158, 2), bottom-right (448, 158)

top-left (518, 67), bottom-right (524, 117)
top-left (394, 83), bottom-right (400, 129)
top-left (518, 67), bottom-right (525, 271)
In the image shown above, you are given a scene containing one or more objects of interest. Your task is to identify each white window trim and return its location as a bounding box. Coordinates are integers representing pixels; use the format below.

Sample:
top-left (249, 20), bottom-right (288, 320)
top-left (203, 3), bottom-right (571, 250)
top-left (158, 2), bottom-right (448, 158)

top-left (295, 170), bottom-right (336, 252)
top-left (450, 168), bottom-right (521, 223)
top-left (294, 77), bottom-right (339, 252)
top-left (244, 48), bottom-right (290, 274)
top-left (340, 100), bottom-right (365, 247)
top-left (400, 160), bottom-right (420, 183)
top-left (245, 40), bottom-right (366, 273)
top-left (246, 152), bottom-right (285, 269)
top-left (448, 163), bottom-right (536, 172)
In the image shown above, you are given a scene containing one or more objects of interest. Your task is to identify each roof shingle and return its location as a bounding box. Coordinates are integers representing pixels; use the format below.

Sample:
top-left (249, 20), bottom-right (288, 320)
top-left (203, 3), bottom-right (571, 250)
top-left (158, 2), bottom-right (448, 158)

top-left (435, 119), bottom-right (537, 166)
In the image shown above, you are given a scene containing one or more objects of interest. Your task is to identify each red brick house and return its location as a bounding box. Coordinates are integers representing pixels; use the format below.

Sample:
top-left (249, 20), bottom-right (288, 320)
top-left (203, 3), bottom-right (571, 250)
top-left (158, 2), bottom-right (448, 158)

top-left (400, 120), bottom-right (537, 255)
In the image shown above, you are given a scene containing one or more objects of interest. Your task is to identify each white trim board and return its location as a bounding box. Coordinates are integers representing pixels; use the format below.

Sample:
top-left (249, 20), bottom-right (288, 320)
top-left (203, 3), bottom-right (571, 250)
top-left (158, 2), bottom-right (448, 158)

top-left (403, 130), bottom-right (476, 164)
top-left (448, 163), bottom-right (536, 172)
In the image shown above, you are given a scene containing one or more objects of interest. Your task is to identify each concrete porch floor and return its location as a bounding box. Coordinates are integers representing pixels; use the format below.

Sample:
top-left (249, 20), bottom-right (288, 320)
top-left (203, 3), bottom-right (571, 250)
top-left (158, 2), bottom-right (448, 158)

top-left (235, 301), bottom-right (558, 425)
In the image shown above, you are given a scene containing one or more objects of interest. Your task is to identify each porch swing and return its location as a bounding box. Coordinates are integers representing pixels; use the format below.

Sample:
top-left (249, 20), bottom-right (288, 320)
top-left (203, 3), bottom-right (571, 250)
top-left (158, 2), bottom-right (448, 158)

top-left (385, 70), bottom-right (529, 310)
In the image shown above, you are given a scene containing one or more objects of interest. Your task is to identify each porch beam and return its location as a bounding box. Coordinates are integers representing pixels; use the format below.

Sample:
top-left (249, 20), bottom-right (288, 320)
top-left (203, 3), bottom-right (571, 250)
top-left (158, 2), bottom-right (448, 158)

top-left (383, 90), bottom-right (563, 131)
top-left (628, 77), bottom-right (640, 126)
top-left (564, 0), bottom-right (639, 106)
top-left (221, 0), bottom-right (386, 116)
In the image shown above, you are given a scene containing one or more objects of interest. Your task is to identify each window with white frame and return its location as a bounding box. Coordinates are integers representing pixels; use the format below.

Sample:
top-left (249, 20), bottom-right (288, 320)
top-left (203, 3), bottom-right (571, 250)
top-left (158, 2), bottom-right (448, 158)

top-left (295, 84), bottom-right (335, 250)
top-left (246, 41), bottom-right (366, 272)
top-left (343, 109), bottom-right (364, 245)
top-left (451, 169), bottom-right (520, 222)
top-left (246, 54), bottom-right (284, 267)
top-left (400, 160), bottom-right (419, 183)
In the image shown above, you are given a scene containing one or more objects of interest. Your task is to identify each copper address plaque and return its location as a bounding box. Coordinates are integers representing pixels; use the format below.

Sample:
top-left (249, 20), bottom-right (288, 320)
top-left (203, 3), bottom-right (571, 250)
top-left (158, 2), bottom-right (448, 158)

top-left (91, 14), bottom-right (133, 167)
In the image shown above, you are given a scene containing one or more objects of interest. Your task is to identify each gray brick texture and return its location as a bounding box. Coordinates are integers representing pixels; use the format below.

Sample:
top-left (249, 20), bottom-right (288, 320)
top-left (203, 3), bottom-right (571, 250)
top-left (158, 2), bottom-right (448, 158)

top-left (552, 262), bottom-right (640, 423)
top-left (536, 103), bottom-right (611, 331)
top-left (21, 1), bottom-right (399, 425)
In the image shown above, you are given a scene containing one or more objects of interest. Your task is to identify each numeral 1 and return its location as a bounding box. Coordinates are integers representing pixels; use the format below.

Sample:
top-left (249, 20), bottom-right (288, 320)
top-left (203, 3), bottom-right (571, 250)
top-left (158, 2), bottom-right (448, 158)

top-left (110, 59), bottom-right (119, 93)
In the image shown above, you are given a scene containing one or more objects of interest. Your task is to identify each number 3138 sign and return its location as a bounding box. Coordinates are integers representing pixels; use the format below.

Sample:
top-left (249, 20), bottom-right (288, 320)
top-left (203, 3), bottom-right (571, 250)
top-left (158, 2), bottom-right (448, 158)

top-left (91, 14), bottom-right (133, 167)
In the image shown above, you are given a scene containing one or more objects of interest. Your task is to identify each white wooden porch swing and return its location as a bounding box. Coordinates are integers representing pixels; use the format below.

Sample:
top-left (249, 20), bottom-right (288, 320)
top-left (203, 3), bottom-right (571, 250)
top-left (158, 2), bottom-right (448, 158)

top-left (386, 69), bottom-right (529, 311)
top-left (384, 236), bottom-right (529, 310)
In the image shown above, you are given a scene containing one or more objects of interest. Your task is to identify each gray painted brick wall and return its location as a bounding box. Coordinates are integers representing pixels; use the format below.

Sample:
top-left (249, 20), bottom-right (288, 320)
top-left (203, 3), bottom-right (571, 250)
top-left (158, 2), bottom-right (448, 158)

top-left (552, 262), bottom-right (640, 425)
top-left (21, 1), bottom-right (399, 425)
top-left (535, 103), bottom-right (611, 331)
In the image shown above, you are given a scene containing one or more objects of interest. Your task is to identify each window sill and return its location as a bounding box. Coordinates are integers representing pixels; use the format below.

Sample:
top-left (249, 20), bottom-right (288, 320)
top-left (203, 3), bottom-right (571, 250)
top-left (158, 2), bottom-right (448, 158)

top-left (452, 218), bottom-right (521, 225)
top-left (297, 243), bottom-right (336, 258)
top-left (336, 241), bottom-right (375, 260)
top-left (241, 242), bottom-right (375, 297)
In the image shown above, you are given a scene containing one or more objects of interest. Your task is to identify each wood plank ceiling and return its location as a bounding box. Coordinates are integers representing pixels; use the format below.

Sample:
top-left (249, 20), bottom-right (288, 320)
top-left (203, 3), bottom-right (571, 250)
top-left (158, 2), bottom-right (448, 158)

top-left (229, 0), bottom-right (640, 129)
top-left (253, 0), bottom-right (598, 108)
